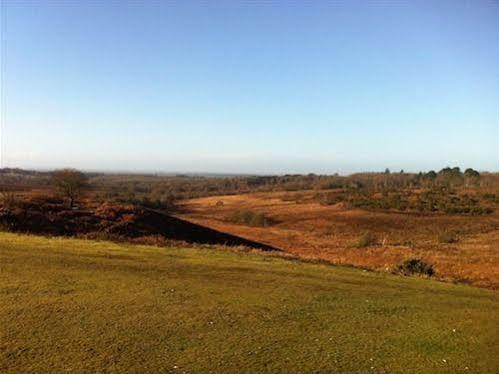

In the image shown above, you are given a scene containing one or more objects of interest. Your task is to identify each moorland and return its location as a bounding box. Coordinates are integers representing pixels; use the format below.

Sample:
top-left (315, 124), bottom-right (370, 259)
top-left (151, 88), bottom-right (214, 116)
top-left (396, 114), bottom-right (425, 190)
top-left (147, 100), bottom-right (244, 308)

top-left (1, 167), bottom-right (498, 288)
top-left (1, 167), bottom-right (498, 372)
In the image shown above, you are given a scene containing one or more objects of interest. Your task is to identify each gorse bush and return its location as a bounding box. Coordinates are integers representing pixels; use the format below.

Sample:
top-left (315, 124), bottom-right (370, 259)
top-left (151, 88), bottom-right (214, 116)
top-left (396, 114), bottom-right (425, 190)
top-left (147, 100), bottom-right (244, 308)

top-left (397, 259), bottom-right (435, 277)
top-left (226, 210), bottom-right (270, 227)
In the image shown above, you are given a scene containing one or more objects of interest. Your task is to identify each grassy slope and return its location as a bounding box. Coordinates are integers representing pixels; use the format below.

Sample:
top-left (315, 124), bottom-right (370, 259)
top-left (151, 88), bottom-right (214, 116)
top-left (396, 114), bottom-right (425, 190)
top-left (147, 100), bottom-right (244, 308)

top-left (0, 233), bottom-right (497, 373)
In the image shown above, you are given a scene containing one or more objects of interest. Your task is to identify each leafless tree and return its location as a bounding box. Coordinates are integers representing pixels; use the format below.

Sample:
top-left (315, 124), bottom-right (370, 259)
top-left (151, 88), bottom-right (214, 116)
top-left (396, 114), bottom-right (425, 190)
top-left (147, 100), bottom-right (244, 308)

top-left (51, 168), bottom-right (88, 208)
top-left (0, 188), bottom-right (18, 212)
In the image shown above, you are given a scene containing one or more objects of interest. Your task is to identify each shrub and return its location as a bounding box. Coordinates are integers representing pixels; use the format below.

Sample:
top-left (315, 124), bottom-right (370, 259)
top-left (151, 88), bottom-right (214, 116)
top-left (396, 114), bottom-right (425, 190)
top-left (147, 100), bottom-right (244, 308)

top-left (438, 230), bottom-right (458, 244)
top-left (397, 259), bottom-right (434, 277)
top-left (0, 190), bottom-right (19, 212)
top-left (121, 193), bottom-right (177, 212)
top-left (227, 210), bottom-right (270, 227)
top-left (482, 193), bottom-right (498, 204)
top-left (349, 232), bottom-right (376, 248)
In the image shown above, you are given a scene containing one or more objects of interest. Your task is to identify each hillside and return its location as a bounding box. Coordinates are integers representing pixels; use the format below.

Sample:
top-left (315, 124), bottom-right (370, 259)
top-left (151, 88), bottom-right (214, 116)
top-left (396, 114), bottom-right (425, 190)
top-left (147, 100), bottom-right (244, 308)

top-left (180, 191), bottom-right (499, 289)
top-left (1, 232), bottom-right (497, 372)
top-left (0, 196), bottom-right (278, 251)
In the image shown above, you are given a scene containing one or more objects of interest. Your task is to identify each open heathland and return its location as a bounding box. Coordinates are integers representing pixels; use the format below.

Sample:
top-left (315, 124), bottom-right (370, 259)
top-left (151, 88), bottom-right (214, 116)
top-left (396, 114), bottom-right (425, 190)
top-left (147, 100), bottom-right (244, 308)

top-left (180, 190), bottom-right (499, 289)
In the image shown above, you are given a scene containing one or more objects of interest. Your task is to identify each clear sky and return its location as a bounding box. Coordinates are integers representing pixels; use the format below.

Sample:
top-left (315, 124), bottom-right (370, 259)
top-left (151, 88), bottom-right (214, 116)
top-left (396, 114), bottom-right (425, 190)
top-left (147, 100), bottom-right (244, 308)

top-left (1, 0), bottom-right (498, 174)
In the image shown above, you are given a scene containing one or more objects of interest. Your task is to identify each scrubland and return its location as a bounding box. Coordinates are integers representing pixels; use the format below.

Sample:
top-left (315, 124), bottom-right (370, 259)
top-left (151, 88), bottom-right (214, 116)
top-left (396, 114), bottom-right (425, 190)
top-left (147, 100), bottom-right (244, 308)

top-left (1, 169), bottom-right (498, 289)
top-left (181, 189), bottom-right (498, 289)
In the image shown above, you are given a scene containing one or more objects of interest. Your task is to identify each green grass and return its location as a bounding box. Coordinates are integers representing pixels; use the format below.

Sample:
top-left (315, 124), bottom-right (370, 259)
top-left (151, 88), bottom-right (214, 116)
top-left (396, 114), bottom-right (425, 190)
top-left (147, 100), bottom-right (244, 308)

top-left (0, 232), bottom-right (498, 373)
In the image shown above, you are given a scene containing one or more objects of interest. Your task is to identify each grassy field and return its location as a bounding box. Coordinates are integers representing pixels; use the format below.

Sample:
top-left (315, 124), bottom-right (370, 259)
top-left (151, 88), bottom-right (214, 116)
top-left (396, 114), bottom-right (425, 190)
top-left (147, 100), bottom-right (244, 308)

top-left (1, 232), bottom-right (498, 373)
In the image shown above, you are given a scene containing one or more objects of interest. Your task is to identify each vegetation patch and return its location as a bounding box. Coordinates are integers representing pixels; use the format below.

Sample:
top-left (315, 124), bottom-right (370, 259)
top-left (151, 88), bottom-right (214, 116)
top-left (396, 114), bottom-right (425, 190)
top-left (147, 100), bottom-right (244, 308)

top-left (0, 196), bottom-right (277, 250)
top-left (438, 230), bottom-right (459, 244)
top-left (315, 188), bottom-right (493, 215)
top-left (396, 259), bottom-right (435, 277)
top-left (1, 167), bottom-right (497, 215)
top-left (226, 210), bottom-right (272, 227)
top-left (348, 231), bottom-right (377, 248)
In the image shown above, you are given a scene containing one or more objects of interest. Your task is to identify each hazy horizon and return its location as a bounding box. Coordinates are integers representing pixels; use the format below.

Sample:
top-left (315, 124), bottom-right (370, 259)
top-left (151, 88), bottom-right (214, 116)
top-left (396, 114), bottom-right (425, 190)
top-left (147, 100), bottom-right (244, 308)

top-left (1, 164), bottom-right (495, 178)
top-left (1, 1), bottom-right (498, 173)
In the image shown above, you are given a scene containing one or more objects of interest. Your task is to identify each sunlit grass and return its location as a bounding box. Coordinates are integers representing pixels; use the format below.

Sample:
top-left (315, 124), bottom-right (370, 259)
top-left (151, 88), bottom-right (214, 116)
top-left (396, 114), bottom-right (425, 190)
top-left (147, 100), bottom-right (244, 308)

top-left (1, 232), bottom-right (497, 372)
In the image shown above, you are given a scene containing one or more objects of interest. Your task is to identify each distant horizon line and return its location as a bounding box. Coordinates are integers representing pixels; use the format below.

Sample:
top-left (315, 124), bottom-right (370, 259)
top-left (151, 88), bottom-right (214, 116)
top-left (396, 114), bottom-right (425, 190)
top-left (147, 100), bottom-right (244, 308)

top-left (1, 165), bottom-right (496, 177)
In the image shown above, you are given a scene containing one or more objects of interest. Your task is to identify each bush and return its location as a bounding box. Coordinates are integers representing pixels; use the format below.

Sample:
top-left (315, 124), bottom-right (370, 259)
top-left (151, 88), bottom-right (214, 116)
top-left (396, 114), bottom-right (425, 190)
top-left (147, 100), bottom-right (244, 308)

top-left (438, 230), bottom-right (458, 244)
top-left (349, 232), bottom-right (376, 248)
top-left (227, 210), bottom-right (270, 227)
top-left (482, 193), bottom-right (499, 204)
top-left (318, 192), bottom-right (342, 205)
top-left (121, 193), bottom-right (177, 212)
top-left (397, 259), bottom-right (434, 277)
top-left (0, 191), bottom-right (19, 212)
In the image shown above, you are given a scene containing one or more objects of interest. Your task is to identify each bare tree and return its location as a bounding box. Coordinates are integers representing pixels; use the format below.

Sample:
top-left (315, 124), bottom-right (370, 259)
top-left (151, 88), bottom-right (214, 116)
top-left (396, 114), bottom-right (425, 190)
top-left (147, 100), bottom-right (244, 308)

top-left (51, 168), bottom-right (88, 208)
top-left (0, 188), bottom-right (19, 212)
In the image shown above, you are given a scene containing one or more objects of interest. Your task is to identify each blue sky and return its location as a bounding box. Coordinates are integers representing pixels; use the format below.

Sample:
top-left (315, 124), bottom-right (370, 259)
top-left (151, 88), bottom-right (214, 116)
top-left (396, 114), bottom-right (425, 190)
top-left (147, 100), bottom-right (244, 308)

top-left (1, 0), bottom-right (498, 174)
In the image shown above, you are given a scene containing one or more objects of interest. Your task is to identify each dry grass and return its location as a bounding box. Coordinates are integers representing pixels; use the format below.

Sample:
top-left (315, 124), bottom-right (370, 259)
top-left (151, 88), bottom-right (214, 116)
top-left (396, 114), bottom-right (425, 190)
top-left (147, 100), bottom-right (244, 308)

top-left (180, 190), bottom-right (499, 289)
